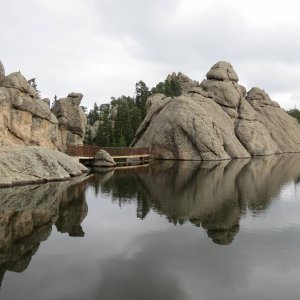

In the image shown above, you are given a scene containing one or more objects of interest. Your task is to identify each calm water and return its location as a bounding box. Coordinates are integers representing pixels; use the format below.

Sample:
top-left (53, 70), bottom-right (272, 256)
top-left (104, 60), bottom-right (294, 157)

top-left (1, 155), bottom-right (300, 300)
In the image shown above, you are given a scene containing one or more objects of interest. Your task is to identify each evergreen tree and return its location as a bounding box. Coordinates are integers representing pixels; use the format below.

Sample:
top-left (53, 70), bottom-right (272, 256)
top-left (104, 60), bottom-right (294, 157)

top-left (287, 108), bottom-right (300, 123)
top-left (84, 128), bottom-right (93, 145)
top-left (135, 81), bottom-right (150, 120)
top-left (95, 104), bottom-right (112, 146)
top-left (87, 102), bottom-right (100, 125)
top-left (84, 76), bottom-right (183, 147)
top-left (151, 79), bottom-right (182, 97)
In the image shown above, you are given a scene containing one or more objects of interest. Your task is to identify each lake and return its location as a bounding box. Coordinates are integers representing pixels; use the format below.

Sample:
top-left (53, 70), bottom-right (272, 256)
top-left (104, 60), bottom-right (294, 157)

top-left (1, 154), bottom-right (300, 300)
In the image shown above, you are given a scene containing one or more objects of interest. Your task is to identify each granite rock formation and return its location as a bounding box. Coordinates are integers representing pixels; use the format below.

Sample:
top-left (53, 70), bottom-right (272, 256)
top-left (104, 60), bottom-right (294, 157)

top-left (51, 92), bottom-right (87, 146)
top-left (166, 72), bottom-right (199, 94)
top-left (0, 60), bottom-right (86, 150)
top-left (92, 149), bottom-right (116, 167)
top-left (0, 146), bottom-right (88, 187)
top-left (132, 61), bottom-right (300, 160)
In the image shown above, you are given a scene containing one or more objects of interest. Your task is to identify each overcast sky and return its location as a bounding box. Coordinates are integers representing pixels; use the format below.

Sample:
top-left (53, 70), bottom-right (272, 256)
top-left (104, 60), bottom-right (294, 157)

top-left (1, 0), bottom-right (300, 109)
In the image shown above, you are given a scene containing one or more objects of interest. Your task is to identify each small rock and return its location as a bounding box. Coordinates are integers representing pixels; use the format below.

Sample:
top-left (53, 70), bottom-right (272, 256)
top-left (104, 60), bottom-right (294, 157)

top-left (93, 150), bottom-right (116, 167)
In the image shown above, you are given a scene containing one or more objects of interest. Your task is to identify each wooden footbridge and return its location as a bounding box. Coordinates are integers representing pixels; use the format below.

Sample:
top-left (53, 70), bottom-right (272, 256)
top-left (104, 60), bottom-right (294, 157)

top-left (66, 145), bottom-right (150, 166)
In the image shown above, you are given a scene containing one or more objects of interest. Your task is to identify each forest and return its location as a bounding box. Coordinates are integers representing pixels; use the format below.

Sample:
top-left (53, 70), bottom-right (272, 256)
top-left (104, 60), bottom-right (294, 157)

top-left (84, 78), bottom-right (182, 147)
top-left (287, 108), bottom-right (300, 123)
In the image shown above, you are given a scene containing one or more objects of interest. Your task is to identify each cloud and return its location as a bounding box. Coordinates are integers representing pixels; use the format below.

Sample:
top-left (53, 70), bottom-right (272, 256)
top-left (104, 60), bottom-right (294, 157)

top-left (1, 0), bottom-right (300, 109)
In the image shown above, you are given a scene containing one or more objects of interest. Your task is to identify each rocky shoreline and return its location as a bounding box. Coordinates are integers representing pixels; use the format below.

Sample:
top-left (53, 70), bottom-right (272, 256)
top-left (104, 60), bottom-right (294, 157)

top-left (0, 146), bottom-right (89, 187)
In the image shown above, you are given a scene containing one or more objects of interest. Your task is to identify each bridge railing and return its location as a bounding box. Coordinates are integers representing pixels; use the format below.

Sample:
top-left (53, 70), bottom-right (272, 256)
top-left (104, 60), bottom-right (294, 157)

top-left (66, 145), bottom-right (149, 158)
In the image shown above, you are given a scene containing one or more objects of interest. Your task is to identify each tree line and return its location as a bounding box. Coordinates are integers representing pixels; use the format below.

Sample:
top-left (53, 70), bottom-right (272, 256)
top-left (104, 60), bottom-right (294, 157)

top-left (287, 108), bottom-right (300, 123)
top-left (84, 78), bottom-right (182, 147)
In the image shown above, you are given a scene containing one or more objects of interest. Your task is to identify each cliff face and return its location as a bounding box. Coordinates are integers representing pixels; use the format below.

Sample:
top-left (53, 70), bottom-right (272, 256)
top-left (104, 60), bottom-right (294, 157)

top-left (132, 61), bottom-right (300, 160)
top-left (0, 60), bottom-right (86, 151)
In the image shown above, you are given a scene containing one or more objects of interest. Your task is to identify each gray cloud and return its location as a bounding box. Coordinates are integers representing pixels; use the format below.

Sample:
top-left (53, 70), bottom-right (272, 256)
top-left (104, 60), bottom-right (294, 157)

top-left (1, 0), bottom-right (300, 109)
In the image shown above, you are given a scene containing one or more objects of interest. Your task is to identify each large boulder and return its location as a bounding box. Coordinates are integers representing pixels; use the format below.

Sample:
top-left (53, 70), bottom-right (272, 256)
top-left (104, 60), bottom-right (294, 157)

top-left (0, 146), bottom-right (88, 187)
top-left (51, 92), bottom-right (87, 146)
top-left (132, 61), bottom-right (300, 160)
top-left (132, 87), bottom-right (250, 160)
top-left (92, 149), bottom-right (116, 167)
top-left (200, 61), bottom-right (244, 108)
top-left (206, 61), bottom-right (239, 82)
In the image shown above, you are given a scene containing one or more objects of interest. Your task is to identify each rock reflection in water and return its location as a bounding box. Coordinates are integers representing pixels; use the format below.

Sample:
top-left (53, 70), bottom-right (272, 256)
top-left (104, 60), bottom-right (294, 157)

top-left (97, 155), bottom-right (300, 245)
top-left (0, 177), bottom-right (89, 286)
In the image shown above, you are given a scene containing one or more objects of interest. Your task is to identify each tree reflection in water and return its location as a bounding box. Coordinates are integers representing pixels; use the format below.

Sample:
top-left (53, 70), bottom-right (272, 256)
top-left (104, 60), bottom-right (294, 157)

top-left (1, 154), bottom-right (300, 288)
top-left (96, 154), bottom-right (300, 245)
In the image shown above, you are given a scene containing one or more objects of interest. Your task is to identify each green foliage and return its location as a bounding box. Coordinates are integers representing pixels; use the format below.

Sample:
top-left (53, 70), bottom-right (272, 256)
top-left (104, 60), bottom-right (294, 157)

top-left (84, 128), bottom-right (93, 145)
top-left (84, 76), bottom-right (183, 147)
top-left (151, 79), bottom-right (182, 97)
top-left (135, 81), bottom-right (151, 120)
top-left (111, 96), bottom-right (142, 146)
top-left (95, 104), bottom-right (112, 147)
top-left (87, 102), bottom-right (100, 125)
top-left (287, 108), bottom-right (300, 123)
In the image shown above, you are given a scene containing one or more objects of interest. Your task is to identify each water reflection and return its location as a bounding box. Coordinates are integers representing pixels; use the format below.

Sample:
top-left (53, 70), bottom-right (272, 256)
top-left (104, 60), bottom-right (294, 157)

top-left (97, 155), bottom-right (300, 245)
top-left (1, 155), bottom-right (300, 299)
top-left (0, 177), bottom-right (89, 286)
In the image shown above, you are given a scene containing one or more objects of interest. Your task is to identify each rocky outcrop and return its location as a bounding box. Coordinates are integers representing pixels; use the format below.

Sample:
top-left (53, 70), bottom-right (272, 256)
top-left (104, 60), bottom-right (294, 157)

top-left (0, 146), bottom-right (88, 187)
top-left (51, 92), bottom-right (87, 146)
top-left (132, 61), bottom-right (300, 160)
top-left (92, 149), bottom-right (116, 167)
top-left (0, 60), bottom-right (86, 150)
top-left (166, 72), bottom-right (199, 94)
top-left (87, 120), bottom-right (100, 140)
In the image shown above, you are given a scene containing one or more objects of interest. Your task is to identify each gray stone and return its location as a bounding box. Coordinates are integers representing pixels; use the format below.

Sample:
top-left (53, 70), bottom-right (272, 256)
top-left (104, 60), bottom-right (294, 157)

top-left (93, 149), bottom-right (116, 167)
top-left (52, 93), bottom-right (87, 142)
top-left (0, 146), bottom-right (88, 187)
top-left (246, 87), bottom-right (300, 153)
top-left (132, 61), bottom-right (300, 160)
top-left (0, 60), bottom-right (86, 150)
top-left (1, 72), bottom-right (39, 98)
top-left (66, 92), bottom-right (83, 107)
top-left (146, 93), bottom-right (166, 109)
top-left (206, 61), bottom-right (239, 82)
top-left (246, 87), bottom-right (280, 107)
top-left (132, 92), bottom-right (250, 160)
top-left (87, 120), bottom-right (100, 140)
top-left (166, 72), bottom-right (199, 94)
top-left (200, 79), bottom-right (242, 108)
top-left (42, 98), bottom-right (51, 106)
